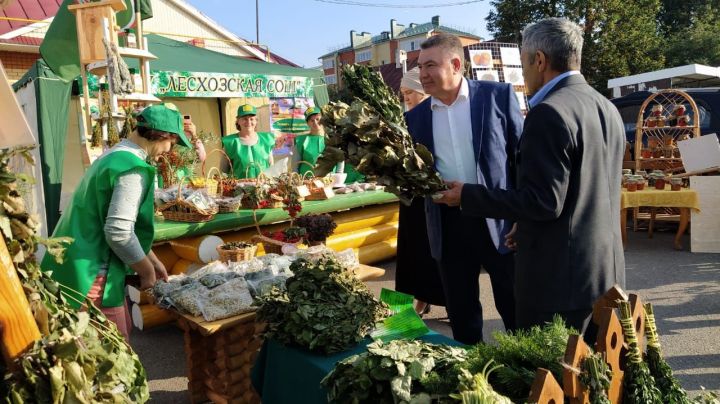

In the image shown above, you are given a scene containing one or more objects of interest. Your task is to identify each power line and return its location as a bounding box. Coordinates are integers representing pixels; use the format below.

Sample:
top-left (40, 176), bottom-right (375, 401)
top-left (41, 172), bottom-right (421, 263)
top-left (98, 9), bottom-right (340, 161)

top-left (312, 0), bottom-right (483, 8)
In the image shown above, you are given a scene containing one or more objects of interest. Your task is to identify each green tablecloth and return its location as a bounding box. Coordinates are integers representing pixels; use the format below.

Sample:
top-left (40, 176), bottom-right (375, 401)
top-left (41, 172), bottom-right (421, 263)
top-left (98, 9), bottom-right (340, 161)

top-left (251, 332), bottom-right (460, 404)
top-left (154, 191), bottom-right (398, 242)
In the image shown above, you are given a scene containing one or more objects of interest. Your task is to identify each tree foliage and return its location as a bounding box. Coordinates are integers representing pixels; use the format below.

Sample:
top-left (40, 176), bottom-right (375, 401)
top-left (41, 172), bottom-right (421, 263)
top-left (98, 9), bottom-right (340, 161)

top-left (485, 0), bottom-right (720, 94)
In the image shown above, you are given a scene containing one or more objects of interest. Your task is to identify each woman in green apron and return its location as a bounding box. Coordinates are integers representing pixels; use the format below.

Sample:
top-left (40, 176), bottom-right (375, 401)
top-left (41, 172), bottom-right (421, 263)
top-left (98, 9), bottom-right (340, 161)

top-left (221, 104), bottom-right (275, 178)
top-left (294, 106), bottom-right (325, 176)
top-left (295, 106), bottom-right (364, 183)
top-left (41, 104), bottom-right (193, 340)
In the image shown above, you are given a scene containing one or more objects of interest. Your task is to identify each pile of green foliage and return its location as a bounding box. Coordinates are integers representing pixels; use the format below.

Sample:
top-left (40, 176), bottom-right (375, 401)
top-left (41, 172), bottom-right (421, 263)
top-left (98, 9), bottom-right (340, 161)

top-left (254, 256), bottom-right (387, 354)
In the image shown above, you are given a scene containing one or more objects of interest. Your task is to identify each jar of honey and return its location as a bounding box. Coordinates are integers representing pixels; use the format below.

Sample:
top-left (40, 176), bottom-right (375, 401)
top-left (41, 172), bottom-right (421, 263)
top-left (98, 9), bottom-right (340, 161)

top-left (670, 178), bottom-right (683, 191)
top-left (634, 175), bottom-right (646, 190)
top-left (654, 176), bottom-right (666, 190)
top-left (626, 179), bottom-right (638, 192)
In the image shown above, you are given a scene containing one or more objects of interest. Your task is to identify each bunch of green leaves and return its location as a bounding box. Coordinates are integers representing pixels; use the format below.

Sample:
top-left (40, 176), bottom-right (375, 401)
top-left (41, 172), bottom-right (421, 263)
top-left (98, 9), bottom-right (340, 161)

top-left (618, 300), bottom-right (662, 404)
top-left (0, 146), bottom-right (149, 403)
top-left (644, 303), bottom-right (690, 404)
top-left (321, 339), bottom-right (467, 404)
top-left (254, 256), bottom-right (388, 354)
top-left (423, 315), bottom-right (576, 402)
top-left (450, 360), bottom-right (512, 404)
top-left (316, 99), bottom-right (445, 205)
top-left (341, 64), bottom-right (404, 125)
top-left (579, 352), bottom-right (612, 404)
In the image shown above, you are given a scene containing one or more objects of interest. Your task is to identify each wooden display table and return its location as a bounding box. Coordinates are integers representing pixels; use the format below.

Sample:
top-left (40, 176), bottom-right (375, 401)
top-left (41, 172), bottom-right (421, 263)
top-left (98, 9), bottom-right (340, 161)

top-left (620, 186), bottom-right (700, 250)
top-left (170, 264), bottom-right (386, 404)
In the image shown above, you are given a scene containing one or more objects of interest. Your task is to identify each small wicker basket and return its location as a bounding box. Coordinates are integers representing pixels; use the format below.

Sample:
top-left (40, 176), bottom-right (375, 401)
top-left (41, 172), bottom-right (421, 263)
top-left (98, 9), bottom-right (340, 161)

top-left (158, 178), bottom-right (217, 223)
top-left (216, 242), bottom-right (258, 262)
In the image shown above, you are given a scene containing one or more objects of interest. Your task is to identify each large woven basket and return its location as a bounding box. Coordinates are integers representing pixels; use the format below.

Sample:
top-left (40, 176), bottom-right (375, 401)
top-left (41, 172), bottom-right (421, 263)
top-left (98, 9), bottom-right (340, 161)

top-left (216, 242), bottom-right (258, 262)
top-left (158, 178), bottom-right (217, 223)
top-left (215, 197), bottom-right (243, 213)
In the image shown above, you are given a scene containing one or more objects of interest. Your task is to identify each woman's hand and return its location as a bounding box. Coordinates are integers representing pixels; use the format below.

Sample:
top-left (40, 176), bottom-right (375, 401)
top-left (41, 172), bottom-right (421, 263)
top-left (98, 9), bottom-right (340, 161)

top-left (504, 223), bottom-right (518, 251)
top-left (148, 251), bottom-right (169, 283)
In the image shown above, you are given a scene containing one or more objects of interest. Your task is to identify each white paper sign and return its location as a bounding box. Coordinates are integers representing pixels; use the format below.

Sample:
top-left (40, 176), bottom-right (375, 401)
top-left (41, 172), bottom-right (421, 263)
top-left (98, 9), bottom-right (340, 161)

top-left (476, 70), bottom-right (499, 82)
top-left (504, 67), bottom-right (525, 85)
top-left (677, 133), bottom-right (720, 172)
top-left (500, 47), bottom-right (522, 66)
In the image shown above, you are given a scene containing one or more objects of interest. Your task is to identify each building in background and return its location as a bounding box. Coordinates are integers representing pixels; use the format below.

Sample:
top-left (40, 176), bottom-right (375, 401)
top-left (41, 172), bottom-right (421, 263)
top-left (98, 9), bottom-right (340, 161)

top-left (0, 0), bottom-right (297, 83)
top-left (319, 15), bottom-right (481, 88)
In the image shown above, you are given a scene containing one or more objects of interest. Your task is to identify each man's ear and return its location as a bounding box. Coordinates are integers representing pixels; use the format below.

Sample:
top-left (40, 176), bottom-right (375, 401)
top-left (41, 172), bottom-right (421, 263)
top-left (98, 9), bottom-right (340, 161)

top-left (450, 56), bottom-right (463, 73)
top-left (536, 50), bottom-right (547, 73)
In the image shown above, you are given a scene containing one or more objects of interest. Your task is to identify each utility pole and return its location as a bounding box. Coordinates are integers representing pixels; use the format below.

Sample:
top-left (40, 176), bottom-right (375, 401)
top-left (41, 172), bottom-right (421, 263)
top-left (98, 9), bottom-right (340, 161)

top-left (255, 0), bottom-right (260, 44)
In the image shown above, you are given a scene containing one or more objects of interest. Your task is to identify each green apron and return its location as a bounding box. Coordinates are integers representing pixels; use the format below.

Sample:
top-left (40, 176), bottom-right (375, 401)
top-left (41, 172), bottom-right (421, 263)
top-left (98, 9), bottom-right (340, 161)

top-left (294, 134), bottom-right (325, 176)
top-left (41, 151), bottom-right (156, 309)
top-left (222, 132), bottom-right (275, 179)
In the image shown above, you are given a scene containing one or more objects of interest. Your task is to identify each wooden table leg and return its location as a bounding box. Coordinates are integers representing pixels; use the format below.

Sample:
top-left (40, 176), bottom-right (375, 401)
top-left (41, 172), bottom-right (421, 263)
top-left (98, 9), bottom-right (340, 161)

top-left (674, 208), bottom-right (690, 251)
top-left (621, 208), bottom-right (627, 249)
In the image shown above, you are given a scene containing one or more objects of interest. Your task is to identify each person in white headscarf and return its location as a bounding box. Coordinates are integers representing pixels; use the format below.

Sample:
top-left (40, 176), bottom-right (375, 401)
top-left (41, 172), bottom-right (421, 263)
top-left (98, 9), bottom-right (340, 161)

top-left (399, 67), bottom-right (428, 110)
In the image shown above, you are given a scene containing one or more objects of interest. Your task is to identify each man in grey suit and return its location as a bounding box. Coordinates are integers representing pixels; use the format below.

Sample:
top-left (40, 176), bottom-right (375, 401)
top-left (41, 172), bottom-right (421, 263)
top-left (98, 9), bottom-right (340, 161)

top-left (435, 17), bottom-right (625, 337)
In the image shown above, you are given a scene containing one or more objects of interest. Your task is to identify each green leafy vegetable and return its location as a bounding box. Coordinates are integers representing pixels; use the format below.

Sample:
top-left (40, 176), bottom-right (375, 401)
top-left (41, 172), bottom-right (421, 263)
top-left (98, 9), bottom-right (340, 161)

top-left (579, 352), bottom-right (612, 404)
top-left (450, 360), bottom-right (512, 404)
top-left (321, 338), bottom-right (467, 403)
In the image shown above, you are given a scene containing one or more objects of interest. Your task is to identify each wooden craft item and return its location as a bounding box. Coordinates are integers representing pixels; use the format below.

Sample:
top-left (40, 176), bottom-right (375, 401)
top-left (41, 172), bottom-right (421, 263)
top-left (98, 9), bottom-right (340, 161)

top-left (595, 307), bottom-right (625, 404)
top-left (592, 284), bottom-right (628, 326)
top-left (528, 368), bottom-right (565, 404)
top-left (563, 334), bottom-right (590, 403)
top-left (629, 294), bottom-right (645, 351)
top-left (68, 0), bottom-right (126, 64)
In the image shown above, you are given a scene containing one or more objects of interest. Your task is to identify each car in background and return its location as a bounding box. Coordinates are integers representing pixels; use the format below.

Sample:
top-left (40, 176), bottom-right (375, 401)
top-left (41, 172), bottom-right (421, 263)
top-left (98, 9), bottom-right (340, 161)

top-left (610, 88), bottom-right (720, 159)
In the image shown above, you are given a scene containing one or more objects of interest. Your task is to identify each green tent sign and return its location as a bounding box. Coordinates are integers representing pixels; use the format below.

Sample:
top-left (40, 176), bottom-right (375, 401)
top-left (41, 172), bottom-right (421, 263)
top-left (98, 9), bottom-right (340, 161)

top-left (272, 118), bottom-right (310, 133)
top-left (151, 71), bottom-right (315, 99)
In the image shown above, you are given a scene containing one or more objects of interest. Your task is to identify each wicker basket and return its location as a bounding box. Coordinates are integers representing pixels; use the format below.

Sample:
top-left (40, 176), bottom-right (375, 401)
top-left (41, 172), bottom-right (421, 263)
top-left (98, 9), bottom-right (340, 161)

top-left (158, 178), bottom-right (218, 223)
top-left (251, 234), bottom-right (295, 255)
top-left (215, 197), bottom-right (243, 213)
top-left (216, 242), bottom-right (258, 262)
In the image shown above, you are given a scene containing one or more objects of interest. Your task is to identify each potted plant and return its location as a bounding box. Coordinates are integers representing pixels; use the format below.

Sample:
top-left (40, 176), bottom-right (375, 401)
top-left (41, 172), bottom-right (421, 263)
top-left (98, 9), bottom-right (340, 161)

top-left (295, 213), bottom-right (337, 246)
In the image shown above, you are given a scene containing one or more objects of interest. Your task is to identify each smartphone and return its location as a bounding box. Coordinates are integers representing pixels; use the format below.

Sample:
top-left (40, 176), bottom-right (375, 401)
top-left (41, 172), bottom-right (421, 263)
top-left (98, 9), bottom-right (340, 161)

top-left (184, 115), bottom-right (191, 120)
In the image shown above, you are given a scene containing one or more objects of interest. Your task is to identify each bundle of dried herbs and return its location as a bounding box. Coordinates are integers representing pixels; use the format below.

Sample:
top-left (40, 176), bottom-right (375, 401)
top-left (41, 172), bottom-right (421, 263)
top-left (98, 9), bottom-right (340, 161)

top-left (321, 339), bottom-right (467, 404)
top-left (315, 65), bottom-right (445, 205)
top-left (579, 352), bottom-right (612, 404)
top-left (644, 303), bottom-right (690, 404)
top-left (450, 360), bottom-right (512, 404)
top-left (619, 300), bottom-right (662, 404)
top-left (422, 315), bottom-right (575, 402)
top-left (254, 256), bottom-right (387, 354)
top-left (0, 147), bottom-right (149, 403)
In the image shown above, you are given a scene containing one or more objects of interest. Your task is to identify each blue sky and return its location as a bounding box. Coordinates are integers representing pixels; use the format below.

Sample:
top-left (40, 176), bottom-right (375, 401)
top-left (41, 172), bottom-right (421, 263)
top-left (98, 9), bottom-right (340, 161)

top-left (185, 0), bottom-right (493, 68)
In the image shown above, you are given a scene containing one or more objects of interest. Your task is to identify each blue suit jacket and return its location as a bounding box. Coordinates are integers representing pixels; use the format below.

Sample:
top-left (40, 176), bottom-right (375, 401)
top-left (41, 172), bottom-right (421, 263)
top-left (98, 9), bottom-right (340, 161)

top-left (405, 80), bottom-right (524, 260)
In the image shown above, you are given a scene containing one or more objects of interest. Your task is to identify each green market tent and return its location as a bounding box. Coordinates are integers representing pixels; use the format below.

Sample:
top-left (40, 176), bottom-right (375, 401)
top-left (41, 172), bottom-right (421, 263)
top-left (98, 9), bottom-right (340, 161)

top-left (15, 35), bottom-right (328, 234)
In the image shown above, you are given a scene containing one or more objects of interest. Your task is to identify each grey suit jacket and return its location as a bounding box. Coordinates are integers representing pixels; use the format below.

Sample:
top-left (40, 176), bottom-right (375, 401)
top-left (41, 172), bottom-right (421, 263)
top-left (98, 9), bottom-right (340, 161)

top-left (460, 74), bottom-right (626, 312)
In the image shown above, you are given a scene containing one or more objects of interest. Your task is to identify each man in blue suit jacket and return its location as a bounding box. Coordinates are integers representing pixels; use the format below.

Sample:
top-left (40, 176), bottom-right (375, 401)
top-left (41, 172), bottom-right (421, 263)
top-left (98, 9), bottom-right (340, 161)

top-left (405, 33), bottom-right (524, 344)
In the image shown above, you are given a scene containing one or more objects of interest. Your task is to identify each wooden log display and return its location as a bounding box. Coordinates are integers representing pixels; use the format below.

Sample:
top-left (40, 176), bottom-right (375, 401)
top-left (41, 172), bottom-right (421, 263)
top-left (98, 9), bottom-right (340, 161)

top-left (356, 237), bottom-right (397, 264)
top-left (126, 285), bottom-right (153, 305)
top-left (170, 235), bottom-right (223, 264)
top-left (177, 314), bottom-right (262, 403)
top-left (0, 236), bottom-right (41, 368)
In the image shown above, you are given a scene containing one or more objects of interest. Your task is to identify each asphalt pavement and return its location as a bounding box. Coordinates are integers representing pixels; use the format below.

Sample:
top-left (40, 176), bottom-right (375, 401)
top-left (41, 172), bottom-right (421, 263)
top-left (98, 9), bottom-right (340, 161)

top-left (132, 227), bottom-right (720, 402)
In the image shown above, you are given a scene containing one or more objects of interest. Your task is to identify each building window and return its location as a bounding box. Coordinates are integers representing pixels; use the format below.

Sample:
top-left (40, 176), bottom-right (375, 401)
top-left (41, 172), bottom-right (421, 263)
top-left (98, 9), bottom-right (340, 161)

top-left (322, 59), bottom-right (335, 69)
top-left (325, 74), bottom-right (337, 85)
top-left (356, 49), bottom-right (372, 63)
top-left (410, 41), bottom-right (415, 51)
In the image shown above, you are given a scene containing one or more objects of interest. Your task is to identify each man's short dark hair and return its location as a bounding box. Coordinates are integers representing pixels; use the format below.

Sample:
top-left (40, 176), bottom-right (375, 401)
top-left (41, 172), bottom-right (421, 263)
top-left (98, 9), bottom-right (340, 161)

top-left (420, 33), bottom-right (465, 66)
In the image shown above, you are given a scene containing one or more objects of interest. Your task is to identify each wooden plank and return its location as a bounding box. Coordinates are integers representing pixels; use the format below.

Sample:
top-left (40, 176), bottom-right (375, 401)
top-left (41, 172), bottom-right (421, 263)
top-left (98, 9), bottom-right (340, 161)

top-left (563, 335), bottom-right (590, 403)
top-left (528, 368), bottom-right (565, 404)
top-left (0, 236), bottom-right (41, 368)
